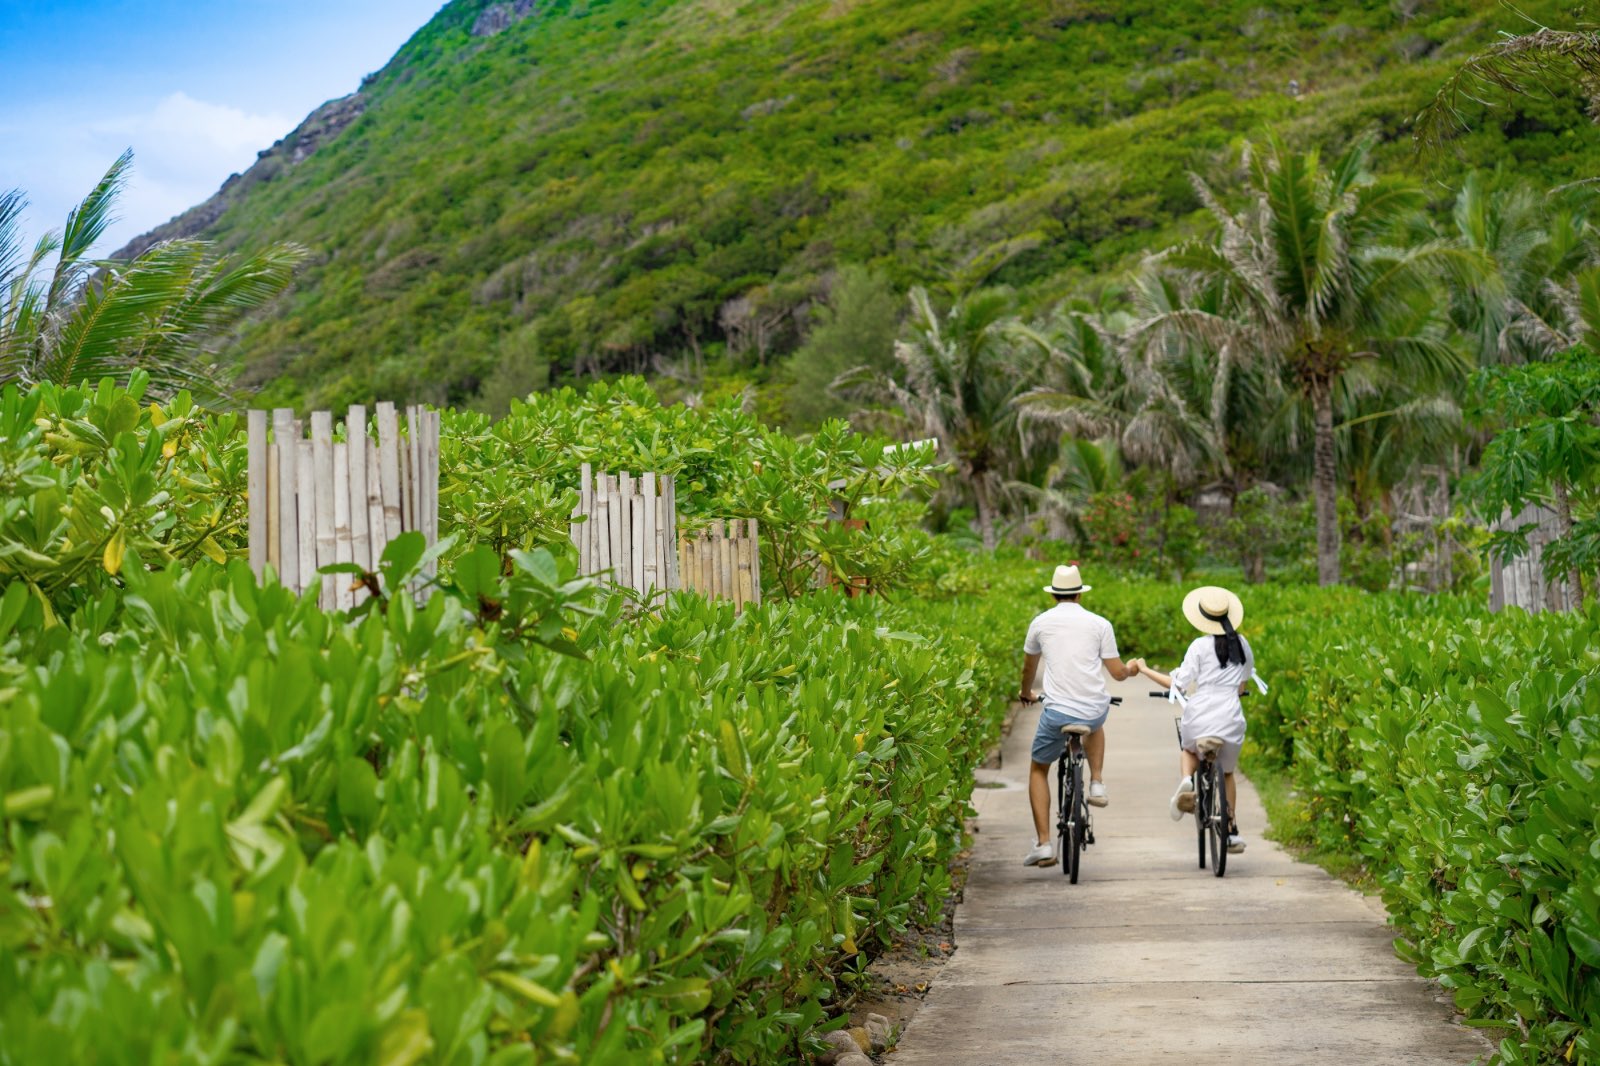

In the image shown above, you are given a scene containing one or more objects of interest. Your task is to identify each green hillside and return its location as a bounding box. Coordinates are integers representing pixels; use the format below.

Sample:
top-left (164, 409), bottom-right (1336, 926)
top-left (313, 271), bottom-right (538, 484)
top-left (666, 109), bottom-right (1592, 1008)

top-left (164, 0), bottom-right (1595, 408)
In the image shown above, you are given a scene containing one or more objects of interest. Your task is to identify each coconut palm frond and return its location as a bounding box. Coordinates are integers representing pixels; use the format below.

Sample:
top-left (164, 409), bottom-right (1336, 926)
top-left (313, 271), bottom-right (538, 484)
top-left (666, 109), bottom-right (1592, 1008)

top-left (1417, 26), bottom-right (1600, 151)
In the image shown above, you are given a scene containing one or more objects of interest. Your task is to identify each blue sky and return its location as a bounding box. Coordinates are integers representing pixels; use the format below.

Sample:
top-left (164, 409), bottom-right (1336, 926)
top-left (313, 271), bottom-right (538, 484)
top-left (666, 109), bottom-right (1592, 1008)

top-left (2, 0), bottom-right (446, 255)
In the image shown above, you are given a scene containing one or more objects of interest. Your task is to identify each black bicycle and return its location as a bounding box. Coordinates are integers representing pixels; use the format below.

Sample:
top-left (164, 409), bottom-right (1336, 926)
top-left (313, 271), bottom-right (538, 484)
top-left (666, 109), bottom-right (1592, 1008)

top-left (1157, 694), bottom-right (1230, 877)
top-left (1052, 695), bottom-right (1121, 883)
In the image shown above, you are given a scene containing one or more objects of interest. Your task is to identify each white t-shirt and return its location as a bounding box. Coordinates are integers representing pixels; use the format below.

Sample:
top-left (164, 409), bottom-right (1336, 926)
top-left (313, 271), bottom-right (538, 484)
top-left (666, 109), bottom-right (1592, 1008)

top-left (1170, 634), bottom-right (1253, 745)
top-left (1022, 602), bottom-right (1120, 716)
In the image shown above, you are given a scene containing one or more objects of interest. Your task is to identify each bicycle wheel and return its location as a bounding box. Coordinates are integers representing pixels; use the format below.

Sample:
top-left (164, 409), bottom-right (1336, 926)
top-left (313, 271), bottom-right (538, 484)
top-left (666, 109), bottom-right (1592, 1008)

top-left (1056, 756), bottom-right (1071, 876)
top-left (1209, 758), bottom-right (1228, 878)
top-left (1194, 770), bottom-right (1208, 870)
top-left (1066, 757), bottom-right (1083, 883)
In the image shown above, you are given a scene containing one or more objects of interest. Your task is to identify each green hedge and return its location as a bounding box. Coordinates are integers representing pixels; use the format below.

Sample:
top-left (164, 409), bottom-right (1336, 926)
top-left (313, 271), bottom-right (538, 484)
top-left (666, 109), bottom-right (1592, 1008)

top-left (0, 378), bottom-right (1004, 1064)
top-left (0, 542), bottom-right (1010, 1063)
top-left (1260, 599), bottom-right (1600, 1064)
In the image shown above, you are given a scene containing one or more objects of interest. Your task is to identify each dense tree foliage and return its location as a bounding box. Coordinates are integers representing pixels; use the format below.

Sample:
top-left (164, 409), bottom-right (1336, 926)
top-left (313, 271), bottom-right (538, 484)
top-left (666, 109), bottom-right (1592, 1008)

top-left (129, 0), bottom-right (1600, 408)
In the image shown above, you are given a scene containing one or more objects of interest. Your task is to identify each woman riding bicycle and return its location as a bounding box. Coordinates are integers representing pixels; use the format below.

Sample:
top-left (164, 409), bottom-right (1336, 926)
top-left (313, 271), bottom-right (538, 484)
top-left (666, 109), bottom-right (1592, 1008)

top-left (1130, 585), bottom-right (1253, 854)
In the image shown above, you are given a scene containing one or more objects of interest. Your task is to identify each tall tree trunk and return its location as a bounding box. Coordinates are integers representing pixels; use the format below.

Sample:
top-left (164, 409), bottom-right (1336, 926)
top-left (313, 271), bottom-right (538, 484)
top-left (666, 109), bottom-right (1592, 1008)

top-left (972, 472), bottom-right (999, 551)
top-left (1553, 478), bottom-right (1585, 608)
top-left (1311, 377), bottom-right (1341, 586)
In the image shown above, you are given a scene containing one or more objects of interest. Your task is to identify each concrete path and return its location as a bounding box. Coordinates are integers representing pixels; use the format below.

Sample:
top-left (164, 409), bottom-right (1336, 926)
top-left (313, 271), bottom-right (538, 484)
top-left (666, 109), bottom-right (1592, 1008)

top-left (889, 674), bottom-right (1488, 1065)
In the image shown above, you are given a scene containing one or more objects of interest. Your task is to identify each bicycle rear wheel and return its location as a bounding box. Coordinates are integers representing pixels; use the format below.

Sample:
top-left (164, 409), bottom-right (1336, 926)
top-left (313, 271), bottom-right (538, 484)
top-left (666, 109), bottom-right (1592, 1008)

top-left (1194, 771), bottom-right (1208, 870)
top-left (1209, 758), bottom-right (1228, 878)
top-left (1066, 758), bottom-right (1083, 883)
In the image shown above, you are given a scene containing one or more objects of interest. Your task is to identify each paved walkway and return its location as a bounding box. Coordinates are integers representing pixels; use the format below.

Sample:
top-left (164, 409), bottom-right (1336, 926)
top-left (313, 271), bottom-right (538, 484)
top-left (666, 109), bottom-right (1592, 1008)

top-left (889, 674), bottom-right (1488, 1065)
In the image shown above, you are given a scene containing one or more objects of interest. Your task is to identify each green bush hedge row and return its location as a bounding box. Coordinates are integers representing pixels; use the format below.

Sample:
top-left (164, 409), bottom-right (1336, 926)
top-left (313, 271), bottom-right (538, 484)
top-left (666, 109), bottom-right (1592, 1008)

top-left (0, 541), bottom-right (1010, 1063)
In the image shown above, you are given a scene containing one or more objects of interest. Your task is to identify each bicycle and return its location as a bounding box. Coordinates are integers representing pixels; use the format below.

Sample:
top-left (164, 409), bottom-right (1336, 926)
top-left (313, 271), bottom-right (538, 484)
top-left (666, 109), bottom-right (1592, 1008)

top-left (1051, 695), bottom-right (1120, 884)
top-left (1152, 690), bottom-right (1230, 877)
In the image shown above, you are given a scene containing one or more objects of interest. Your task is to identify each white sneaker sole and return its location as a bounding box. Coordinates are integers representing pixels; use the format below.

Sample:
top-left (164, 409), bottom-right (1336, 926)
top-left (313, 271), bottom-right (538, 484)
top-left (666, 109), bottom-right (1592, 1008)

top-left (1086, 795), bottom-right (1108, 808)
top-left (1023, 851), bottom-right (1057, 868)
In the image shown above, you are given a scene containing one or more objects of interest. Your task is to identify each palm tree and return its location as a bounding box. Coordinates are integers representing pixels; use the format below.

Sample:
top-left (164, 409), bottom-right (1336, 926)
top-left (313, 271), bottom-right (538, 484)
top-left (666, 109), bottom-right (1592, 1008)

top-left (843, 286), bottom-right (1051, 548)
top-left (1, 151), bottom-right (304, 399)
top-left (1448, 172), bottom-right (1598, 364)
top-left (1157, 134), bottom-right (1475, 585)
top-left (1417, 19), bottom-right (1600, 151)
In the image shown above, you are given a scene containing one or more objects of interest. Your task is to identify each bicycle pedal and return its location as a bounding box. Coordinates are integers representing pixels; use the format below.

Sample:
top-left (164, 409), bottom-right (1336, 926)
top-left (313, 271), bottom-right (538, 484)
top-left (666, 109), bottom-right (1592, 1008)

top-left (1086, 830), bottom-right (1096, 845)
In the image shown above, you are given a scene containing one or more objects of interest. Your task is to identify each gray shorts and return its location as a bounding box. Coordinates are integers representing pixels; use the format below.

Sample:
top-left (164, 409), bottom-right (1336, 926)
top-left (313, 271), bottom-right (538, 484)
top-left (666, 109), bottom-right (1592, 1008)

top-left (1030, 704), bottom-right (1110, 765)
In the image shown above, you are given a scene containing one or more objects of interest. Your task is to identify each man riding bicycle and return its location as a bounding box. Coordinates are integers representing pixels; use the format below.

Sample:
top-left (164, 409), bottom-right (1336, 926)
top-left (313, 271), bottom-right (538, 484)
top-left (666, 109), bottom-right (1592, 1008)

top-left (1017, 564), bottom-right (1141, 868)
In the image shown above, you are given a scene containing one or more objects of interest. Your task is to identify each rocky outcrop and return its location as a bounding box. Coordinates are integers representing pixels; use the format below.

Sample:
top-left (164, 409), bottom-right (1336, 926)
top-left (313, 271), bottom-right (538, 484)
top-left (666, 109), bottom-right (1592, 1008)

top-left (111, 92), bottom-right (366, 260)
top-left (471, 0), bottom-right (538, 37)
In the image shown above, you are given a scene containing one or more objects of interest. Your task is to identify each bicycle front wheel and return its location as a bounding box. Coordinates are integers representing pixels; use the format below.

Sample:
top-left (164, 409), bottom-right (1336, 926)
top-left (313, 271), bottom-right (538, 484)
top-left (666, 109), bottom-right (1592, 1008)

top-left (1056, 757), bottom-right (1071, 877)
top-left (1209, 758), bottom-right (1228, 878)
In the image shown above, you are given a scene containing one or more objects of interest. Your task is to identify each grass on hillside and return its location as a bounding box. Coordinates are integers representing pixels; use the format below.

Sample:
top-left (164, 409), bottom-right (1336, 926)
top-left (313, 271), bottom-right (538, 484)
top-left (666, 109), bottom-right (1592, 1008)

top-left (155, 0), bottom-right (1600, 408)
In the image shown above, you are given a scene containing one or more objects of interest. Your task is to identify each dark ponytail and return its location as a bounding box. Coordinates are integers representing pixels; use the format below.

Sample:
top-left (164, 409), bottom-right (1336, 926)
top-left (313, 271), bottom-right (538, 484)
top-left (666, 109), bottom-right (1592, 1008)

top-left (1203, 607), bottom-right (1247, 668)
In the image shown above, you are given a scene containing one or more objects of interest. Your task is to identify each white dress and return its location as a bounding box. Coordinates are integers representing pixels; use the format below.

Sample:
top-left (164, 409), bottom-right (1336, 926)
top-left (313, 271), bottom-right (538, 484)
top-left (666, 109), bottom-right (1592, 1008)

top-left (1169, 634), bottom-right (1252, 746)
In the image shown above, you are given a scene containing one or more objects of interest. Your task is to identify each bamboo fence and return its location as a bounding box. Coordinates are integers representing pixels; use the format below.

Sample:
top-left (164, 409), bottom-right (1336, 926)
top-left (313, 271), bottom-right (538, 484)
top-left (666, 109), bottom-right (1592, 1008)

top-left (569, 463), bottom-right (679, 596)
top-left (679, 519), bottom-right (762, 611)
top-left (247, 402), bottom-right (440, 608)
top-left (1488, 504), bottom-right (1583, 613)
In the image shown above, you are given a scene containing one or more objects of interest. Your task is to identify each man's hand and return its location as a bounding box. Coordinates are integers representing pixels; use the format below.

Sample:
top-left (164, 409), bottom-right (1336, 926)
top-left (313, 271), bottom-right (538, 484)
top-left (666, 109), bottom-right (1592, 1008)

top-left (1127, 658), bottom-right (1144, 676)
top-left (1018, 691), bottom-right (1039, 704)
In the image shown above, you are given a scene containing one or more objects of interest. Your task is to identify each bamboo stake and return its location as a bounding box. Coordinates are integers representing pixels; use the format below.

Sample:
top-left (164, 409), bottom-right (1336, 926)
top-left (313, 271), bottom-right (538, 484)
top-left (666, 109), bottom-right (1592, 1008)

top-left (365, 438), bottom-right (384, 570)
top-left (333, 441), bottom-right (353, 611)
top-left (735, 531), bottom-right (752, 610)
top-left (273, 409), bottom-right (299, 590)
top-left (748, 519), bottom-right (761, 606)
top-left (376, 403), bottom-right (402, 545)
top-left (247, 411), bottom-right (267, 579)
top-left (701, 528), bottom-right (714, 597)
top-left (595, 472), bottom-right (611, 577)
top-left (266, 443), bottom-right (280, 578)
top-left (641, 472), bottom-right (658, 593)
top-left (663, 475), bottom-right (678, 590)
top-left (428, 409), bottom-right (441, 575)
top-left (605, 474), bottom-right (622, 582)
top-left (348, 406), bottom-right (370, 573)
top-left (311, 412), bottom-right (337, 610)
top-left (717, 519), bottom-right (732, 601)
top-left (618, 472), bottom-right (634, 590)
top-left (296, 440), bottom-right (317, 598)
top-left (578, 462), bottom-right (593, 573)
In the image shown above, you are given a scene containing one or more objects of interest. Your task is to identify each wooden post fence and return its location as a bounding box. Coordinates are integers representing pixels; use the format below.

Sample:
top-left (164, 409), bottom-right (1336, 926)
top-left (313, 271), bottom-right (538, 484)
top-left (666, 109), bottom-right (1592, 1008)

top-left (570, 463), bottom-right (679, 597)
top-left (247, 402), bottom-right (440, 608)
top-left (567, 463), bottom-right (761, 610)
top-left (679, 519), bottom-right (762, 612)
top-left (1488, 504), bottom-right (1582, 613)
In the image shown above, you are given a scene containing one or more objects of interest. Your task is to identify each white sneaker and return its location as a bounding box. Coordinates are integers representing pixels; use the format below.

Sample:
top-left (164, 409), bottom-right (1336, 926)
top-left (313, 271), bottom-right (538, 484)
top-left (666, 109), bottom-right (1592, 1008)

top-left (1023, 842), bottom-right (1056, 867)
top-left (1228, 833), bottom-right (1246, 854)
top-left (1169, 777), bottom-right (1194, 821)
top-left (1087, 781), bottom-right (1108, 807)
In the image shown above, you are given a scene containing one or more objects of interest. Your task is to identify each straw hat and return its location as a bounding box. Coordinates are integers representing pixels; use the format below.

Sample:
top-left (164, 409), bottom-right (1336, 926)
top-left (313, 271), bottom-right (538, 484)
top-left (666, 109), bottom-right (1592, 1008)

top-left (1043, 564), bottom-right (1091, 595)
top-left (1182, 585), bottom-right (1243, 635)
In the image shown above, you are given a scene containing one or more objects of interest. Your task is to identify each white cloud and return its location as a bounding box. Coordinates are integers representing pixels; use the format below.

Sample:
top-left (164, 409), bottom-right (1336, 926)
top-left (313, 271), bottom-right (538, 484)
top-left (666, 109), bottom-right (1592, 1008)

top-left (4, 92), bottom-right (293, 257)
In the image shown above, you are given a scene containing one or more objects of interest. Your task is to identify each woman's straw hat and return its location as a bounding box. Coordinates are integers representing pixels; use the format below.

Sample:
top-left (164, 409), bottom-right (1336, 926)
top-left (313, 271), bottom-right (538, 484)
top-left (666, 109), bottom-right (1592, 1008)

top-left (1043, 564), bottom-right (1091, 595)
top-left (1182, 585), bottom-right (1243, 635)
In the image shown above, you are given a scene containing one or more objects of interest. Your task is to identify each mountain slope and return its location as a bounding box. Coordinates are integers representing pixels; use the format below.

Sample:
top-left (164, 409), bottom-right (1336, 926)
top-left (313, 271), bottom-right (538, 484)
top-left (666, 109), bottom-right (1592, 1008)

top-left (136, 0), bottom-right (1598, 408)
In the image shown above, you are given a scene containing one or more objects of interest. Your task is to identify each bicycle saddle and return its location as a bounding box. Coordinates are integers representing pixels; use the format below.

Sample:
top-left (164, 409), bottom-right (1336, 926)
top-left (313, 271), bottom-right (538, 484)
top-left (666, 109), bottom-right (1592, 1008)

top-left (1196, 736), bottom-right (1227, 755)
top-left (1060, 723), bottom-right (1093, 736)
